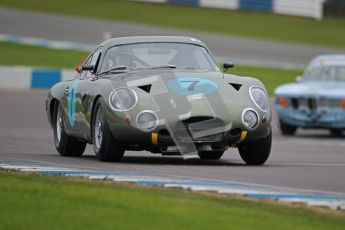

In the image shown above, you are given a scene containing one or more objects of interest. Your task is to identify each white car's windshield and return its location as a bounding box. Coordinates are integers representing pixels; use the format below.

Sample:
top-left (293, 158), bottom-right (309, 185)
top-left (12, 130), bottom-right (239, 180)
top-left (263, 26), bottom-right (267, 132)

top-left (302, 65), bottom-right (345, 82)
top-left (100, 42), bottom-right (220, 73)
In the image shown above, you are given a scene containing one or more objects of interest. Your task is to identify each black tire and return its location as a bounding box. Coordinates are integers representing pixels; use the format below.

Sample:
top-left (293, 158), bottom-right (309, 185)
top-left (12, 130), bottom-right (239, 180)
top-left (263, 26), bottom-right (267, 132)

top-left (279, 120), bottom-right (297, 136)
top-left (92, 98), bottom-right (125, 162)
top-left (198, 151), bottom-right (224, 160)
top-left (330, 129), bottom-right (343, 137)
top-left (238, 131), bottom-right (272, 165)
top-left (53, 102), bottom-right (86, 156)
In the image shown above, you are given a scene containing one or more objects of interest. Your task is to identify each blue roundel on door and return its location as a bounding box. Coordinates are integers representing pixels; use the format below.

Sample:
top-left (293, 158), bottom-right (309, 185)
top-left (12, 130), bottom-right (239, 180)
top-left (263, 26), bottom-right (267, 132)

top-left (167, 77), bottom-right (218, 96)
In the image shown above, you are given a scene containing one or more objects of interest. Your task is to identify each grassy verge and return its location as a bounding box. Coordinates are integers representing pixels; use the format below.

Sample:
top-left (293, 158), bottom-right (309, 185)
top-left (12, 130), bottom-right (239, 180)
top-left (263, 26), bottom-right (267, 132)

top-left (228, 66), bottom-right (302, 95)
top-left (0, 42), bottom-right (88, 69)
top-left (0, 170), bottom-right (344, 230)
top-left (1, 0), bottom-right (345, 48)
top-left (0, 41), bottom-right (301, 95)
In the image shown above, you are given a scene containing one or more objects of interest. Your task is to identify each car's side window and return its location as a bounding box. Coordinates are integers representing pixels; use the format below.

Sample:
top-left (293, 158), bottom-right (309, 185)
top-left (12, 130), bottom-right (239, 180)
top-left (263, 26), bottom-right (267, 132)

top-left (78, 54), bottom-right (93, 80)
top-left (193, 49), bottom-right (211, 70)
top-left (85, 49), bottom-right (102, 79)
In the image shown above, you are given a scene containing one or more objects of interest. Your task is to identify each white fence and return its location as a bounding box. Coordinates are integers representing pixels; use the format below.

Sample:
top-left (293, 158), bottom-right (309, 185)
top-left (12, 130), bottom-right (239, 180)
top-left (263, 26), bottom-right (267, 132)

top-left (0, 66), bottom-right (75, 89)
top-left (133, 0), bottom-right (326, 19)
top-left (274, 0), bottom-right (325, 19)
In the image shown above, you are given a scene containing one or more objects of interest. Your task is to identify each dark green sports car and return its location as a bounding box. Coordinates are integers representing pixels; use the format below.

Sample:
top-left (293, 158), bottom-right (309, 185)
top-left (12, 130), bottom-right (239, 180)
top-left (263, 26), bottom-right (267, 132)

top-left (46, 36), bottom-right (272, 164)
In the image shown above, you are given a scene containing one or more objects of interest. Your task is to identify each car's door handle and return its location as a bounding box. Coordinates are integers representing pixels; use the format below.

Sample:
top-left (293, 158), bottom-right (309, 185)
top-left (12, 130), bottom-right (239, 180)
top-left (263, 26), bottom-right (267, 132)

top-left (65, 87), bottom-right (70, 95)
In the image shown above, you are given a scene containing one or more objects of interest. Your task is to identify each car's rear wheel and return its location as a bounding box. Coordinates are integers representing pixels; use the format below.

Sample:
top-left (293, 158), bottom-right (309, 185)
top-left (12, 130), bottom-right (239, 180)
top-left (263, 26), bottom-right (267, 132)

top-left (53, 102), bottom-right (86, 156)
top-left (238, 131), bottom-right (272, 165)
top-left (198, 150), bottom-right (224, 160)
top-left (279, 120), bottom-right (297, 136)
top-left (330, 129), bottom-right (343, 137)
top-left (92, 98), bottom-right (125, 162)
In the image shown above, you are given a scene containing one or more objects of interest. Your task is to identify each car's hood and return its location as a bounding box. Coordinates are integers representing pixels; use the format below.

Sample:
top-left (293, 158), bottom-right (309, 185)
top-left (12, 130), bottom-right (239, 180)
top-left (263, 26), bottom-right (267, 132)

top-left (118, 69), bottom-right (224, 83)
top-left (106, 70), bottom-right (261, 121)
top-left (275, 82), bottom-right (345, 98)
top-left (109, 69), bottom-right (255, 95)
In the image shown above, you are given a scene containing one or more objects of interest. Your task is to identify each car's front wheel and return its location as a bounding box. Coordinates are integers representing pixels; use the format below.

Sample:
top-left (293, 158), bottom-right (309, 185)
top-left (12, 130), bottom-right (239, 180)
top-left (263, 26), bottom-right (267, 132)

top-left (238, 131), bottom-right (272, 165)
top-left (279, 120), bottom-right (297, 136)
top-left (92, 98), bottom-right (125, 162)
top-left (330, 129), bottom-right (343, 137)
top-left (53, 102), bottom-right (86, 156)
top-left (198, 150), bottom-right (224, 160)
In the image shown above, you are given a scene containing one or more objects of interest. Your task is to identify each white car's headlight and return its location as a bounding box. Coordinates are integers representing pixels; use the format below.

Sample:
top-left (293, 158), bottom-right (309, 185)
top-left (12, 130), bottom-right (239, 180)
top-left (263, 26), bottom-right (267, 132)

top-left (136, 110), bottom-right (159, 132)
top-left (242, 108), bottom-right (259, 130)
top-left (109, 87), bottom-right (138, 111)
top-left (249, 86), bottom-right (269, 112)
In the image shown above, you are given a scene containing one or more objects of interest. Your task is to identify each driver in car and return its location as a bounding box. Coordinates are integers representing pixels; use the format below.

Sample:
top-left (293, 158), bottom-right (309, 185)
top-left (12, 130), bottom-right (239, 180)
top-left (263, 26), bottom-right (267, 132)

top-left (105, 51), bottom-right (135, 71)
top-left (114, 53), bottom-right (133, 68)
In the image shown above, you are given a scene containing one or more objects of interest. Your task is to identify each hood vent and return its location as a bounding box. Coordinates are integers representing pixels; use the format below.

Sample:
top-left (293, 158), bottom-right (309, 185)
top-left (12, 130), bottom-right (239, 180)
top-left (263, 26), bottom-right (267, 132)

top-left (137, 84), bottom-right (152, 93)
top-left (229, 83), bottom-right (242, 91)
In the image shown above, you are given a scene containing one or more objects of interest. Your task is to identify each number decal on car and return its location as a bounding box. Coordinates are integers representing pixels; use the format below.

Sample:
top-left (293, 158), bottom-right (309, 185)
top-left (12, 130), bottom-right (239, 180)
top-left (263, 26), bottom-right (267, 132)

top-left (180, 80), bottom-right (200, 91)
top-left (167, 77), bottom-right (218, 96)
top-left (67, 80), bottom-right (79, 127)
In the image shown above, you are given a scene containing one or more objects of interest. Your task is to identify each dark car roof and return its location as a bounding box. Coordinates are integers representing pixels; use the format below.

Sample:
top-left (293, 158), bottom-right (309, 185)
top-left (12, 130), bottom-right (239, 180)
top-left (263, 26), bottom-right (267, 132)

top-left (99, 36), bottom-right (208, 49)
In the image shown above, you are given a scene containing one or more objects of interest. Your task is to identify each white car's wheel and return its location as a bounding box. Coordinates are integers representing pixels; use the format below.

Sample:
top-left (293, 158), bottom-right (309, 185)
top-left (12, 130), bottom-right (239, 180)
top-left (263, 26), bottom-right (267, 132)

top-left (279, 120), bottom-right (297, 136)
top-left (330, 129), bottom-right (343, 137)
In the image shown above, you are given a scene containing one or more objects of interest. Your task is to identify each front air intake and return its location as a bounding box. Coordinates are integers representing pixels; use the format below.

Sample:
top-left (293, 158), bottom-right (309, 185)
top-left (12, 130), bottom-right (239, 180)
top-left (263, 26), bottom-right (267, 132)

top-left (229, 83), bottom-right (242, 91)
top-left (137, 84), bottom-right (152, 93)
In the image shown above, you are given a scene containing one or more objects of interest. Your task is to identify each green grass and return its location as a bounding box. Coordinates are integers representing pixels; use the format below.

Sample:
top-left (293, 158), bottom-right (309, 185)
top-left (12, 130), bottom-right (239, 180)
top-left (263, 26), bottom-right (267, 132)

top-left (227, 66), bottom-right (302, 95)
top-left (0, 41), bottom-right (301, 95)
top-left (0, 170), bottom-right (344, 230)
top-left (0, 42), bottom-right (88, 69)
top-left (1, 0), bottom-right (345, 48)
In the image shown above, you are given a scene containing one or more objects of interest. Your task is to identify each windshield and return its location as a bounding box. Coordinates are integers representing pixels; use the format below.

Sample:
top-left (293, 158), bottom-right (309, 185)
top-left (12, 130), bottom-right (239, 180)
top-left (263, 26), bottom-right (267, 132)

top-left (100, 42), bottom-right (220, 73)
top-left (302, 65), bottom-right (345, 82)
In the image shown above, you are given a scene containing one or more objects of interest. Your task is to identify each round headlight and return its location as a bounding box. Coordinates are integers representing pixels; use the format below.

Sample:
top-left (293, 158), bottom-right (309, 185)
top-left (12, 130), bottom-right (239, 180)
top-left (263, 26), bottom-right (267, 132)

top-left (109, 87), bottom-right (138, 111)
top-left (136, 110), bottom-right (159, 132)
top-left (242, 108), bottom-right (259, 130)
top-left (249, 86), bottom-right (269, 112)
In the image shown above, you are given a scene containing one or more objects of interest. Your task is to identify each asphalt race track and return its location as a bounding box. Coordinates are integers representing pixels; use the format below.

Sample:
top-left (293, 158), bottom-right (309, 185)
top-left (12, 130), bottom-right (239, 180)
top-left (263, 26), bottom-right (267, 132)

top-left (1, 7), bottom-right (345, 68)
top-left (0, 89), bottom-right (344, 194)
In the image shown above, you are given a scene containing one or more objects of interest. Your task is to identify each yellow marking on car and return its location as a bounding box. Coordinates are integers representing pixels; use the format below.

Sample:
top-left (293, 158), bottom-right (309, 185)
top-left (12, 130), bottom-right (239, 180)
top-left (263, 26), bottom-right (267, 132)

top-left (229, 131), bottom-right (248, 148)
top-left (151, 133), bottom-right (158, 145)
top-left (236, 131), bottom-right (248, 144)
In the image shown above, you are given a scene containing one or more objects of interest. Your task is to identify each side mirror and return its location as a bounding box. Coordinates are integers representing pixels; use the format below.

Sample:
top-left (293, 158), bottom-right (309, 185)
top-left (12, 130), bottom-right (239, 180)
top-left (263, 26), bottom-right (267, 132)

top-left (75, 66), bottom-right (81, 73)
top-left (223, 63), bottom-right (234, 72)
top-left (296, 76), bottom-right (302, 82)
top-left (81, 65), bottom-right (94, 72)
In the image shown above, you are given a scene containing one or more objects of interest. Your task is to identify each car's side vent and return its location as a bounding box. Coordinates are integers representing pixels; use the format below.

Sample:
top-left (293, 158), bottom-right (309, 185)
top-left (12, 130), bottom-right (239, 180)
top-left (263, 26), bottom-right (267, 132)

top-left (137, 84), bottom-right (152, 93)
top-left (229, 83), bottom-right (242, 91)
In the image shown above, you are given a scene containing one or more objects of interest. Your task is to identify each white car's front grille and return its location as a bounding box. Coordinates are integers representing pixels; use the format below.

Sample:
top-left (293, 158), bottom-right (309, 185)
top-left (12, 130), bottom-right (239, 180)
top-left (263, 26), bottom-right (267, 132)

top-left (295, 97), bottom-right (340, 111)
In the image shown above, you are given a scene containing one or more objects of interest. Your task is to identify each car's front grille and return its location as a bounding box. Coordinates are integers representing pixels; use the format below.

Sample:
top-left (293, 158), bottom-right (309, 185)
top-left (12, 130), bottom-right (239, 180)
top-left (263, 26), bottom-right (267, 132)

top-left (182, 116), bottom-right (214, 124)
top-left (308, 98), bottom-right (318, 111)
top-left (181, 116), bottom-right (225, 142)
top-left (292, 97), bottom-right (340, 111)
top-left (291, 98), bottom-right (299, 109)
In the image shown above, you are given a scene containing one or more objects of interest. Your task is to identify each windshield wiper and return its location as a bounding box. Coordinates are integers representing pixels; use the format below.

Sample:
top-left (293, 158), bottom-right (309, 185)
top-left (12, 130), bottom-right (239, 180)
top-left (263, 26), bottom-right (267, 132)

top-left (110, 66), bottom-right (128, 71)
top-left (125, 65), bottom-right (176, 72)
top-left (115, 65), bottom-right (198, 72)
top-left (101, 66), bottom-right (128, 75)
top-left (176, 66), bottom-right (197, 70)
top-left (147, 64), bottom-right (177, 70)
top-left (147, 65), bottom-right (199, 70)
